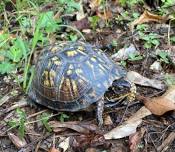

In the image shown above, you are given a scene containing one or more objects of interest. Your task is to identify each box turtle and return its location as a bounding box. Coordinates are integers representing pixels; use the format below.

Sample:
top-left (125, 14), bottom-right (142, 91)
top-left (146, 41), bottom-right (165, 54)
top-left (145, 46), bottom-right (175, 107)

top-left (28, 41), bottom-right (136, 125)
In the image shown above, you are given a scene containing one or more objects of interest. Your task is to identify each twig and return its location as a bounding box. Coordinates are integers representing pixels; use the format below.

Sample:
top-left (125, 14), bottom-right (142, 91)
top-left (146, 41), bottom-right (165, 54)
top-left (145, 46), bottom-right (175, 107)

top-left (157, 132), bottom-right (175, 152)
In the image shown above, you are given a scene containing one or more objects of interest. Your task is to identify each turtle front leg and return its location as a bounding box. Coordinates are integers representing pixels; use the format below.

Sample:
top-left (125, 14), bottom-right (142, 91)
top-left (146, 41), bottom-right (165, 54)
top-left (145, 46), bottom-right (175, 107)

top-left (97, 98), bottom-right (104, 127)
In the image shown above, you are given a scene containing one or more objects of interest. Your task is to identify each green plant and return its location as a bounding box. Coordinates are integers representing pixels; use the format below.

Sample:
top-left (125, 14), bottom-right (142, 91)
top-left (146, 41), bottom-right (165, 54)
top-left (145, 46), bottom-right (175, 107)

top-left (120, 60), bottom-right (127, 67)
top-left (128, 52), bottom-right (143, 61)
top-left (111, 40), bottom-right (118, 47)
top-left (40, 113), bottom-right (52, 132)
top-left (23, 11), bottom-right (59, 91)
top-left (69, 33), bottom-right (78, 41)
top-left (170, 36), bottom-right (175, 44)
top-left (164, 74), bottom-right (175, 86)
top-left (8, 108), bottom-right (27, 138)
top-left (58, 112), bottom-right (69, 122)
top-left (58, 0), bottom-right (81, 14)
top-left (139, 33), bottom-right (160, 49)
top-left (88, 16), bottom-right (100, 30)
top-left (119, 0), bottom-right (143, 7)
top-left (136, 24), bottom-right (149, 32)
top-left (157, 50), bottom-right (170, 64)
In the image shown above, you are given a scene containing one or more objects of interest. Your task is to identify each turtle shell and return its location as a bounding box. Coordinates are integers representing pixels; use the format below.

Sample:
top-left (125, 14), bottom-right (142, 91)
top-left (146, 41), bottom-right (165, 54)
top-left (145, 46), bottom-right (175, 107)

top-left (28, 42), bottom-right (126, 111)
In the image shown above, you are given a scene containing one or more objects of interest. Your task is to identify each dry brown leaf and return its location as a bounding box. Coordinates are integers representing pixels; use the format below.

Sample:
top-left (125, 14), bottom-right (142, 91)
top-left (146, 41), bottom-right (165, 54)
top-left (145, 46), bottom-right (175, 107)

top-left (143, 86), bottom-right (175, 115)
top-left (49, 121), bottom-right (98, 134)
top-left (127, 71), bottom-right (165, 90)
top-left (130, 10), bottom-right (168, 30)
top-left (8, 133), bottom-right (27, 149)
top-left (104, 119), bottom-right (142, 139)
top-left (104, 106), bottom-right (151, 140)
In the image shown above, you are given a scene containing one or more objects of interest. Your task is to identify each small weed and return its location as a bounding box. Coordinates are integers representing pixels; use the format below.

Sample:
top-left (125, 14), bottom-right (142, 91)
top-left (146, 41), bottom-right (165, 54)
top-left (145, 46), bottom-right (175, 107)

top-left (158, 0), bottom-right (175, 14)
top-left (58, 0), bottom-right (80, 14)
top-left (58, 112), bottom-right (70, 122)
top-left (170, 36), bottom-right (175, 44)
top-left (136, 24), bottom-right (149, 32)
top-left (88, 16), bottom-right (100, 30)
top-left (111, 40), bottom-right (118, 47)
top-left (157, 50), bottom-right (170, 64)
top-left (139, 33), bottom-right (160, 49)
top-left (120, 60), bottom-right (127, 67)
top-left (119, 0), bottom-right (143, 7)
top-left (69, 33), bottom-right (78, 41)
top-left (128, 52), bottom-right (143, 61)
top-left (40, 113), bottom-right (52, 132)
top-left (164, 74), bottom-right (175, 86)
top-left (8, 108), bottom-right (27, 138)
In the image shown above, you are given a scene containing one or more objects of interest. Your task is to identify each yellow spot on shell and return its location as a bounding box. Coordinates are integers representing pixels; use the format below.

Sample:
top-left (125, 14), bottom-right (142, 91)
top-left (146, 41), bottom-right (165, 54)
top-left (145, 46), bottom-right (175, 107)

top-left (54, 60), bottom-right (61, 65)
top-left (90, 57), bottom-right (97, 62)
top-left (65, 78), bottom-right (71, 88)
top-left (78, 46), bottom-right (84, 51)
top-left (66, 50), bottom-right (78, 57)
top-left (67, 70), bottom-right (72, 75)
top-left (50, 69), bottom-right (56, 78)
top-left (71, 80), bottom-right (78, 96)
top-left (75, 68), bottom-right (83, 74)
top-left (51, 56), bottom-right (61, 65)
top-left (44, 80), bottom-right (50, 86)
top-left (52, 56), bottom-right (59, 61)
top-left (51, 46), bottom-right (58, 52)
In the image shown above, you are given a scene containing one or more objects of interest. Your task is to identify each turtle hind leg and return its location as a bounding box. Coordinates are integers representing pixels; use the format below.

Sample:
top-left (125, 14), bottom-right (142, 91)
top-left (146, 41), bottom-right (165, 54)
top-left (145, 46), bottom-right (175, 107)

top-left (97, 98), bottom-right (104, 127)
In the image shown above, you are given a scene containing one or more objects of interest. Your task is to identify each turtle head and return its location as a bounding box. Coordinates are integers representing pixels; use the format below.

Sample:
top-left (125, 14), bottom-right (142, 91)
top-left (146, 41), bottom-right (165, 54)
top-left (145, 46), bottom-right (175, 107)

top-left (104, 78), bottom-right (136, 104)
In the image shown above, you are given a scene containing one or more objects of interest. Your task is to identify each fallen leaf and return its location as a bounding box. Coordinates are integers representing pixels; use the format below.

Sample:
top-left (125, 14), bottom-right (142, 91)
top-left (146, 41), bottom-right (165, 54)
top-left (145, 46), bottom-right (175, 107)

top-left (143, 86), bottom-right (175, 115)
top-left (104, 119), bottom-right (142, 139)
top-left (59, 137), bottom-right (70, 152)
top-left (127, 71), bottom-right (165, 90)
top-left (72, 134), bottom-right (104, 149)
top-left (130, 10), bottom-right (169, 30)
top-left (104, 106), bottom-right (151, 140)
top-left (8, 133), bottom-right (27, 149)
top-left (49, 121), bottom-right (98, 134)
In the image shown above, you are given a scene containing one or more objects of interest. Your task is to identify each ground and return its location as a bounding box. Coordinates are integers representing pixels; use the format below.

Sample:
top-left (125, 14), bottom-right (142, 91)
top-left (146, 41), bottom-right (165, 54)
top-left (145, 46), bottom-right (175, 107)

top-left (0, 0), bottom-right (175, 152)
